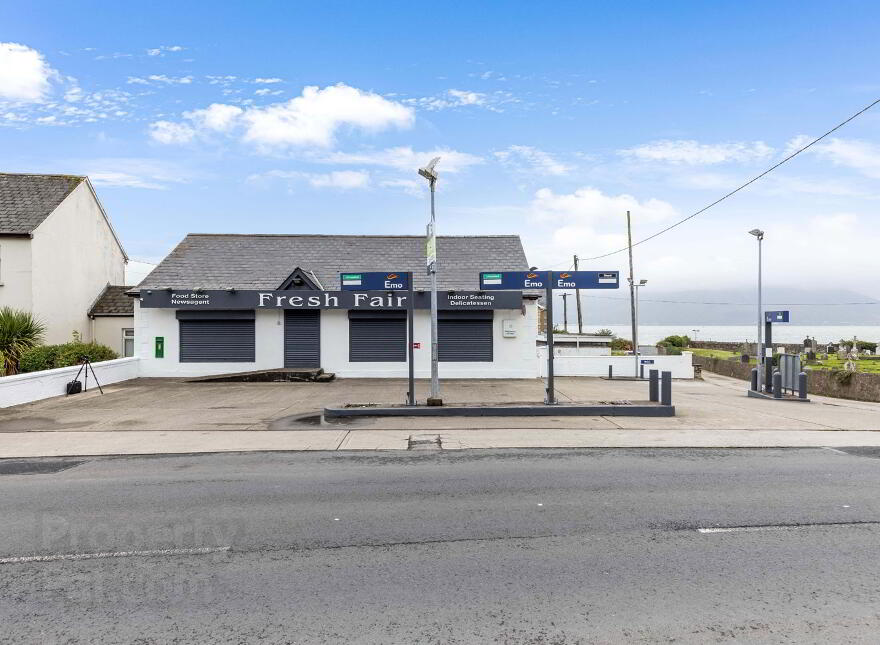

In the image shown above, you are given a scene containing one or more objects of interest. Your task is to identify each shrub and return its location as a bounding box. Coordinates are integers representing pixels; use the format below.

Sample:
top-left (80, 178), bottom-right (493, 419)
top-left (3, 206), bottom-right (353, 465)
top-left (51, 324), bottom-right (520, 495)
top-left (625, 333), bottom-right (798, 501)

top-left (595, 329), bottom-right (614, 336)
top-left (0, 307), bottom-right (46, 375)
top-left (658, 335), bottom-right (690, 348)
top-left (611, 337), bottom-right (633, 351)
top-left (19, 341), bottom-right (118, 373)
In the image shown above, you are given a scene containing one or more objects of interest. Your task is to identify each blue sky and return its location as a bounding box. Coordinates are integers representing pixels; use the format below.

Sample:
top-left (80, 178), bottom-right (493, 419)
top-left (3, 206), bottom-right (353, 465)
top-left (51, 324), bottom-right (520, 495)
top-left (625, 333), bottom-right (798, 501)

top-left (3, 1), bottom-right (880, 296)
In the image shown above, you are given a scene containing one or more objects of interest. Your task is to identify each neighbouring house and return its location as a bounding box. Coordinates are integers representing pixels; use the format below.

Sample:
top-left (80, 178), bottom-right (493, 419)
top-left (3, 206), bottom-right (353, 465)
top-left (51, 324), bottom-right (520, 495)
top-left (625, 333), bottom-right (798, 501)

top-left (131, 233), bottom-right (539, 378)
top-left (0, 173), bottom-right (128, 345)
top-left (88, 285), bottom-right (135, 357)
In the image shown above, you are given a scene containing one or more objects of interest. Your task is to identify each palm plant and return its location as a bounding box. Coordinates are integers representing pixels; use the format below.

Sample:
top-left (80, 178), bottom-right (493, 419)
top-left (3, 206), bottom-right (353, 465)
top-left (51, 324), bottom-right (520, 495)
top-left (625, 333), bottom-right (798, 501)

top-left (0, 307), bottom-right (46, 376)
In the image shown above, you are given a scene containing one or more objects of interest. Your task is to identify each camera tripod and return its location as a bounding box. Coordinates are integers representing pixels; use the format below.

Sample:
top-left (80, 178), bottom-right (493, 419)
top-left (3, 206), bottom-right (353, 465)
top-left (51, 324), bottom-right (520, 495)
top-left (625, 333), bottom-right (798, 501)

top-left (69, 357), bottom-right (104, 395)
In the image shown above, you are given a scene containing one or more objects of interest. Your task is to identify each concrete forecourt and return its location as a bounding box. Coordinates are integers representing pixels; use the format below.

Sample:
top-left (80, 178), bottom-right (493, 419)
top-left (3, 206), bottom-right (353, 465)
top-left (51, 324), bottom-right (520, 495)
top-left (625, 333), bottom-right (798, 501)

top-left (1, 373), bottom-right (880, 458)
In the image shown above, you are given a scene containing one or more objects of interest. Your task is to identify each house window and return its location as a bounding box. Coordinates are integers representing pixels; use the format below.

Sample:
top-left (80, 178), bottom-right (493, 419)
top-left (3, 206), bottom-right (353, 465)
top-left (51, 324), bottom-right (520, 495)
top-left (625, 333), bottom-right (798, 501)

top-left (122, 328), bottom-right (135, 357)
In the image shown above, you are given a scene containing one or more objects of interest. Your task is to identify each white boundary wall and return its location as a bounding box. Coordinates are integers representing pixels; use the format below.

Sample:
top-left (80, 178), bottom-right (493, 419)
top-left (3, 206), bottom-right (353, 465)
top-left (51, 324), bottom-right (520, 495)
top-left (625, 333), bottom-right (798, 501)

top-left (0, 358), bottom-right (140, 408)
top-left (538, 349), bottom-right (693, 378)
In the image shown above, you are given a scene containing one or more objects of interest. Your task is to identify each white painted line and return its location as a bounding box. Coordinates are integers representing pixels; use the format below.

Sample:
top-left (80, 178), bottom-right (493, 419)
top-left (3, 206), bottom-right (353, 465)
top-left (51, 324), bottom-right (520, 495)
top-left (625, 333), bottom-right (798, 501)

top-left (0, 546), bottom-right (230, 564)
top-left (698, 522), bottom-right (880, 534)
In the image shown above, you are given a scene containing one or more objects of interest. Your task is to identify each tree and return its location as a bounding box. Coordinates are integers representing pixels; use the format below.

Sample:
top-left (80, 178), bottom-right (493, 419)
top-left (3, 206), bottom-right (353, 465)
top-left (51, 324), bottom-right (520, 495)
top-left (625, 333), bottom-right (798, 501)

top-left (0, 307), bottom-right (46, 376)
top-left (595, 329), bottom-right (614, 336)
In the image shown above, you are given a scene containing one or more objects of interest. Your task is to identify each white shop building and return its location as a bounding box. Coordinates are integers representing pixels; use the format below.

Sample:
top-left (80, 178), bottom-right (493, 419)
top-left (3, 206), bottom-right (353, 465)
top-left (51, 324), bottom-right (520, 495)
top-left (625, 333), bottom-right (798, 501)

top-left (131, 234), bottom-right (539, 379)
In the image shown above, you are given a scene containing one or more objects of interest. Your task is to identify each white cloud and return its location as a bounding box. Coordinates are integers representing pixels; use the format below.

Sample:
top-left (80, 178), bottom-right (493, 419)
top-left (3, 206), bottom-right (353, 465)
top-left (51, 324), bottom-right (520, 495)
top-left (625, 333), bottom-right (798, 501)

top-left (254, 77), bottom-right (282, 84)
top-left (88, 171), bottom-right (166, 189)
top-left (250, 169), bottom-right (370, 190)
top-left (127, 74), bottom-right (193, 85)
top-left (184, 103), bottom-right (242, 132)
top-left (149, 120), bottom-right (196, 144)
top-left (150, 84), bottom-right (414, 149)
top-left (254, 88), bottom-right (282, 96)
top-left (147, 45), bottom-right (184, 56)
top-left (807, 137), bottom-right (880, 179)
top-left (318, 146), bottom-right (482, 173)
top-left (404, 88), bottom-right (497, 111)
top-left (532, 186), bottom-right (677, 224)
top-left (495, 145), bottom-right (571, 176)
top-left (620, 139), bottom-right (774, 165)
top-left (379, 178), bottom-right (422, 197)
top-left (0, 42), bottom-right (58, 102)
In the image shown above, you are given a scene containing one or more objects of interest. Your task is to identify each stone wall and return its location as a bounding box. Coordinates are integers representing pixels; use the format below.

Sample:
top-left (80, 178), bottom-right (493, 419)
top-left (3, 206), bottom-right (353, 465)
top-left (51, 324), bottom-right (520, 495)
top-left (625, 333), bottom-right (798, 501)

top-left (692, 354), bottom-right (880, 403)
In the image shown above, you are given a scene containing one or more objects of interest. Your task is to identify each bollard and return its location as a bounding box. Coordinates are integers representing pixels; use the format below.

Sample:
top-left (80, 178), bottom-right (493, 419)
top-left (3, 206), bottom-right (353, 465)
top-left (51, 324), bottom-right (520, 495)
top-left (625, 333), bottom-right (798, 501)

top-left (608, 365), bottom-right (613, 380)
top-left (640, 364), bottom-right (645, 379)
top-left (649, 369), bottom-right (659, 402)
top-left (661, 371), bottom-right (672, 406)
top-left (750, 367), bottom-right (759, 391)
top-left (798, 371), bottom-right (808, 399)
top-left (773, 371), bottom-right (782, 399)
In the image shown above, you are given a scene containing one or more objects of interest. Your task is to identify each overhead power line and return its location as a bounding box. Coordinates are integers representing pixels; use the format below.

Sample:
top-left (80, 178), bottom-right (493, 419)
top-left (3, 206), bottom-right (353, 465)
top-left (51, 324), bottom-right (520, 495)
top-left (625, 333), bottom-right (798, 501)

top-left (571, 97), bottom-right (880, 264)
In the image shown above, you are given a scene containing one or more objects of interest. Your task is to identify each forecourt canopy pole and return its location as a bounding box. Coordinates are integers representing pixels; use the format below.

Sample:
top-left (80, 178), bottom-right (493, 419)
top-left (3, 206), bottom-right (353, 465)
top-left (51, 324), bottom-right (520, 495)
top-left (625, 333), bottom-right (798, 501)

top-left (480, 269), bottom-right (620, 405)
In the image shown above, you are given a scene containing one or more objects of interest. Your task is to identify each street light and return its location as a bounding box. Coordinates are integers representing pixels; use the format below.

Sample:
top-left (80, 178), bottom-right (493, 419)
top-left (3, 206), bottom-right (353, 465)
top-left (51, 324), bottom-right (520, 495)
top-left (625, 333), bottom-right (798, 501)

top-left (749, 228), bottom-right (764, 391)
top-left (419, 157), bottom-right (441, 405)
top-left (629, 278), bottom-right (648, 377)
top-left (691, 329), bottom-right (700, 342)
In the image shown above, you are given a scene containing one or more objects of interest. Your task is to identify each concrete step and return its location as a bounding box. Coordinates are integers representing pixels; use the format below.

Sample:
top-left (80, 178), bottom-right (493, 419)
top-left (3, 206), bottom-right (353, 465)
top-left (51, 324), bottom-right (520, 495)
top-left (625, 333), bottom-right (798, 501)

top-left (189, 368), bottom-right (335, 383)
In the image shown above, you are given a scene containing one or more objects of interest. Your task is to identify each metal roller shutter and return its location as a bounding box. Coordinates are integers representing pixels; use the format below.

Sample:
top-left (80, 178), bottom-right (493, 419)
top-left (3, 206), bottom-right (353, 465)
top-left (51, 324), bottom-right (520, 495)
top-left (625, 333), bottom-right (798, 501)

top-left (349, 311), bottom-right (406, 362)
top-left (284, 310), bottom-right (321, 367)
top-left (179, 318), bottom-right (255, 362)
top-left (439, 311), bottom-right (493, 362)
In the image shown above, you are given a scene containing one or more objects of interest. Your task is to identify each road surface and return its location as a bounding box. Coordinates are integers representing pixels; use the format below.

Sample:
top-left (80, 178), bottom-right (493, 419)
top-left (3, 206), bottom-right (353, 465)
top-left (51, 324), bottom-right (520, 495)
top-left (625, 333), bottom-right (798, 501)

top-left (1, 447), bottom-right (879, 643)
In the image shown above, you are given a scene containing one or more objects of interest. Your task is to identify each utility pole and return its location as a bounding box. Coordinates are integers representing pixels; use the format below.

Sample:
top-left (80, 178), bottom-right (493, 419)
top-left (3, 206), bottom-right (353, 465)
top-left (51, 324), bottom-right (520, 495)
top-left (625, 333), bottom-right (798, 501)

top-left (626, 210), bottom-right (638, 378)
top-left (573, 254), bottom-right (583, 334)
top-left (561, 292), bottom-right (569, 332)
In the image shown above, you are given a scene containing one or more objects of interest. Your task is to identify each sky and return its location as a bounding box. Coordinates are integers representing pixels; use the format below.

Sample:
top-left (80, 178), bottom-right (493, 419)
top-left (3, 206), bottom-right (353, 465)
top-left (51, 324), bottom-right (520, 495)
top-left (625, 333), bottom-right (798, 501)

top-left (2, 1), bottom-right (880, 299)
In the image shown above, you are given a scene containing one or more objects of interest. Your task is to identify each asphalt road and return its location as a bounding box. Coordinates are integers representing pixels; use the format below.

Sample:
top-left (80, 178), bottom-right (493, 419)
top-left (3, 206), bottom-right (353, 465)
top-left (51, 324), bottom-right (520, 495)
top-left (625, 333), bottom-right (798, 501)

top-left (2, 447), bottom-right (880, 643)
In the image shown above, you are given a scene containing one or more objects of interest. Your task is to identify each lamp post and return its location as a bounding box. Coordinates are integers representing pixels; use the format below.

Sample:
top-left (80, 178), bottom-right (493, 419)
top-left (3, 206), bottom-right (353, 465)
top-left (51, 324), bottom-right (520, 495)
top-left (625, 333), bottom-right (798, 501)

top-left (419, 157), bottom-right (441, 405)
top-left (749, 228), bottom-right (764, 391)
top-left (629, 278), bottom-right (647, 377)
top-left (691, 329), bottom-right (699, 342)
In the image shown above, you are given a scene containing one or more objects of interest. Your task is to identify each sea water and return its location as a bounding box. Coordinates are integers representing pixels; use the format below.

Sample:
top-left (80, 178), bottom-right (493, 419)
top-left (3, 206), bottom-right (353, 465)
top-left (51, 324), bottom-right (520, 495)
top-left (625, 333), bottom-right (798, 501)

top-left (567, 325), bottom-right (880, 346)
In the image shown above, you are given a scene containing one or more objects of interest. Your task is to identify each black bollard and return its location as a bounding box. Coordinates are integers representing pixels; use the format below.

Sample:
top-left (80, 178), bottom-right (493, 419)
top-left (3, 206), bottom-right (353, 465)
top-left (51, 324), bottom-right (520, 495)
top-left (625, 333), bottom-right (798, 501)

top-left (773, 371), bottom-right (782, 399)
top-left (750, 367), bottom-right (759, 391)
top-left (608, 365), bottom-right (613, 380)
top-left (798, 371), bottom-right (808, 399)
top-left (640, 363), bottom-right (645, 379)
top-left (649, 369), bottom-right (659, 402)
top-left (661, 371), bottom-right (672, 406)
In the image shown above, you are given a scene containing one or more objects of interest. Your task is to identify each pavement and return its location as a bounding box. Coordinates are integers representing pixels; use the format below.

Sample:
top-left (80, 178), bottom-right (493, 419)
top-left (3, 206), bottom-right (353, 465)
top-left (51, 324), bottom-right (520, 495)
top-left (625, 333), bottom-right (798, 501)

top-left (2, 448), bottom-right (880, 642)
top-left (1, 372), bottom-right (879, 457)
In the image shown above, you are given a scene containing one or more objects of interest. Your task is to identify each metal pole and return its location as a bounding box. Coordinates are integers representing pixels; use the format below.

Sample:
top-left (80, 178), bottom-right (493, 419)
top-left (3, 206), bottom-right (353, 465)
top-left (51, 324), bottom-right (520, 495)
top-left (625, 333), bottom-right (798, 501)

top-left (756, 235), bottom-right (763, 392)
top-left (428, 180), bottom-right (440, 404)
top-left (574, 254), bottom-right (583, 334)
top-left (565, 292), bottom-right (570, 331)
top-left (626, 211), bottom-right (637, 379)
top-left (545, 272), bottom-right (556, 405)
top-left (634, 283), bottom-right (641, 377)
top-left (407, 271), bottom-right (415, 406)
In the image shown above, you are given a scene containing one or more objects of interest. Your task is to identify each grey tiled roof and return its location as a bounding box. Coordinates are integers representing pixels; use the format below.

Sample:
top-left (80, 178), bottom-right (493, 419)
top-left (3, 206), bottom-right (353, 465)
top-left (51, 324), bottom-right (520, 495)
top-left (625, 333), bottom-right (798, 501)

top-left (136, 234), bottom-right (531, 292)
top-left (89, 285), bottom-right (135, 316)
top-left (0, 173), bottom-right (85, 234)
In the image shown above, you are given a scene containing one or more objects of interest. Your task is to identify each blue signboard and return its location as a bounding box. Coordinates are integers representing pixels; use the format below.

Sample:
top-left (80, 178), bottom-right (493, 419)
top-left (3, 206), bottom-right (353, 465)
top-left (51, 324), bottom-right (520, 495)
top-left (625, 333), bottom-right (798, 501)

top-left (480, 270), bottom-right (619, 290)
top-left (640, 359), bottom-right (655, 364)
top-left (341, 272), bottom-right (410, 291)
top-left (480, 271), bottom-right (549, 290)
top-left (765, 310), bottom-right (790, 323)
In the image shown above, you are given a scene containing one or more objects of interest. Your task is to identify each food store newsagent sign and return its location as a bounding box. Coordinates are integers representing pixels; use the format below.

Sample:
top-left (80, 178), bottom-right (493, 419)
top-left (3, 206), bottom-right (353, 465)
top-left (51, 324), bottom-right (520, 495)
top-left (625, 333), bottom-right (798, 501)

top-left (140, 290), bottom-right (522, 310)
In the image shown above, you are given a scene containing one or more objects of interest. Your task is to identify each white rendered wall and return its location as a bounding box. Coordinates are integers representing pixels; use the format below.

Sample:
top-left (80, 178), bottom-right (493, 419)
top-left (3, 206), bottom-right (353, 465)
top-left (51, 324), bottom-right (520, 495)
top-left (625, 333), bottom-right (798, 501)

top-left (91, 316), bottom-right (134, 355)
top-left (0, 357), bottom-right (139, 408)
top-left (0, 237), bottom-right (33, 310)
top-left (30, 182), bottom-right (126, 344)
top-left (537, 349), bottom-right (694, 379)
top-left (135, 299), bottom-right (538, 379)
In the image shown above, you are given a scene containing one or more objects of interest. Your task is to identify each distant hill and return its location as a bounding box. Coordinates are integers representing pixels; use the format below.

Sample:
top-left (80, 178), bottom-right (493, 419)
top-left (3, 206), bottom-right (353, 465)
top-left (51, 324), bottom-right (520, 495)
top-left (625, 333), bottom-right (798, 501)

top-left (551, 287), bottom-right (880, 325)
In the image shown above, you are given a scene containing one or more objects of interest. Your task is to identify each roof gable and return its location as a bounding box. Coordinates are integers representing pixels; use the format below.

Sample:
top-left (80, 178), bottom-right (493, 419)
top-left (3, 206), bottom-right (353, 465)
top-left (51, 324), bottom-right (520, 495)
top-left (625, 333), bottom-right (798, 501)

top-left (0, 173), bottom-right (85, 235)
top-left (277, 267), bottom-right (324, 290)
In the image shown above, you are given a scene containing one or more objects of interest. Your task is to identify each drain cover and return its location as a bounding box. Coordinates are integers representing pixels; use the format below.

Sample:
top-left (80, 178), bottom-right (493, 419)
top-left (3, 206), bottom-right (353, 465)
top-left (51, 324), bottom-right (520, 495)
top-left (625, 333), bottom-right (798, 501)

top-left (408, 434), bottom-right (441, 450)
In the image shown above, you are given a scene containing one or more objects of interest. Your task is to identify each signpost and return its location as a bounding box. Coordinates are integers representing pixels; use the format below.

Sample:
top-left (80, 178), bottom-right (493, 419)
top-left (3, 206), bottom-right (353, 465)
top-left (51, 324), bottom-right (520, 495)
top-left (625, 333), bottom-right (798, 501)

top-left (480, 269), bottom-right (620, 405)
top-left (764, 310), bottom-right (791, 393)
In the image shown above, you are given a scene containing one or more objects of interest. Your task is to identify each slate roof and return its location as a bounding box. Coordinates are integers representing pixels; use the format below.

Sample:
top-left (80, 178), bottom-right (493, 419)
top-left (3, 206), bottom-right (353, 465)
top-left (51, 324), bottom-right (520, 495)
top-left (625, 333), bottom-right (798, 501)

top-left (89, 285), bottom-right (135, 316)
top-left (135, 234), bottom-right (532, 292)
top-left (0, 173), bottom-right (85, 235)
